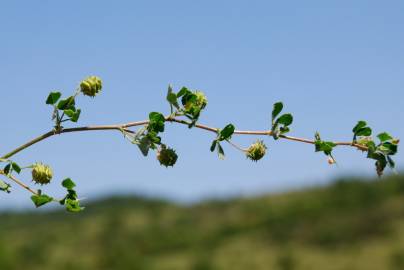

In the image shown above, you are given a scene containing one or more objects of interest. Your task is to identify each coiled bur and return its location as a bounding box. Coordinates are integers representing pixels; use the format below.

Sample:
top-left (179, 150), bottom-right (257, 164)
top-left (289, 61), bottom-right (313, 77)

top-left (246, 140), bottom-right (267, 161)
top-left (32, 163), bottom-right (53, 185)
top-left (80, 76), bottom-right (102, 97)
top-left (157, 145), bottom-right (178, 167)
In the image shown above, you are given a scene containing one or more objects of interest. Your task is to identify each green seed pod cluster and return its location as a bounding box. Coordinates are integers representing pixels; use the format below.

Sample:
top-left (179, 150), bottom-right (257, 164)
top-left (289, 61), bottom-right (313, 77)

top-left (157, 145), bottom-right (178, 167)
top-left (246, 140), bottom-right (267, 161)
top-left (31, 163), bottom-right (53, 185)
top-left (184, 91), bottom-right (208, 111)
top-left (194, 91), bottom-right (208, 110)
top-left (80, 76), bottom-right (102, 97)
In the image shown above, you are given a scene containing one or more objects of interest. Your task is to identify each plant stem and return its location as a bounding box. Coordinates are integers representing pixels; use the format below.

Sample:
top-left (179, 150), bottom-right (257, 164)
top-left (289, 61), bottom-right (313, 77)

top-left (1, 117), bottom-right (367, 160)
top-left (226, 139), bottom-right (247, 153)
top-left (0, 170), bottom-right (38, 195)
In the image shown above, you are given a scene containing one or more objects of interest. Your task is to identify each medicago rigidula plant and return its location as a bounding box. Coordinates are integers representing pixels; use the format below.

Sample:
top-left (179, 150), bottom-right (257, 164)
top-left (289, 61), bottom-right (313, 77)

top-left (0, 76), bottom-right (400, 212)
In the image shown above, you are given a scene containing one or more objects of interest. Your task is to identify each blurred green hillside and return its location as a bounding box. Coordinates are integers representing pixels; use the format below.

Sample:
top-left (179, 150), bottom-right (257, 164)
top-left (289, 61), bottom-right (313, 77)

top-left (1, 174), bottom-right (404, 270)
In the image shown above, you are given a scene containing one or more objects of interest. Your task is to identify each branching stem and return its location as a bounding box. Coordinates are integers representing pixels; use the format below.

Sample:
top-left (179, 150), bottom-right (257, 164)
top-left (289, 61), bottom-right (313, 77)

top-left (1, 117), bottom-right (367, 160)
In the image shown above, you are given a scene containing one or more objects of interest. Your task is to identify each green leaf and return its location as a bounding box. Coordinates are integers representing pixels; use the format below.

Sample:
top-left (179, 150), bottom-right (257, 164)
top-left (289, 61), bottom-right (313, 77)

top-left (166, 85), bottom-right (179, 109)
top-left (59, 189), bottom-right (78, 205)
top-left (218, 124), bottom-right (235, 141)
top-left (46, 92), bottom-right (62, 105)
top-left (0, 180), bottom-right (11, 193)
top-left (64, 109), bottom-right (74, 116)
top-left (3, 164), bottom-right (11, 175)
top-left (62, 178), bottom-right (76, 190)
top-left (272, 102), bottom-right (283, 122)
top-left (210, 140), bottom-right (217, 152)
top-left (144, 130), bottom-right (161, 147)
top-left (352, 121), bottom-right (372, 142)
top-left (271, 103), bottom-right (293, 138)
top-left (314, 132), bottom-right (336, 156)
top-left (177, 87), bottom-right (190, 98)
top-left (65, 198), bottom-right (84, 212)
top-left (59, 180), bottom-right (84, 212)
top-left (378, 142), bottom-right (398, 155)
top-left (353, 121), bottom-right (367, 134)
top-left (280, 126), bottom-right (290, 135)
top-left (377, 132), bottom-right (393, 142)
top-left (148, 112), bottom-right (165, 133)
top-left (57, 96), bottom-right (76, 110)
top-left (276, 113), bottom-right (293, 126)
top-left (181, 92), bottom-right (197, 108)
top-left (217, 143), bottom-right (225, 160)
top-left (387, 156), bottom-right (395, 169)
top-left (376, 158), bottom-right (387, 177)
top-left (31, 194), bottom-right (53, 208)
top-left (355, 127), bottom-right (372, 137)
top-left (315, 141), bottom-right (336, 155)
top-left (366, 141), bottom-right (377, 153)
top-left (11, 162), bottom-right (21, 174)
top-left (138, 136), bottom-right (151, 156)
top-left (367, 148), bottom-right (383, 160)
top-left (64, 108), bottom-right (81, 122)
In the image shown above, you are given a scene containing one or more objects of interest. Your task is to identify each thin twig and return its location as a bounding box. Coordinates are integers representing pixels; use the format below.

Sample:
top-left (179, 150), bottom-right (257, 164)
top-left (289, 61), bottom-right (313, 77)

top-left (0, 170), bottom-right (38, 195)
top-left (226, 139), bottom-right (247, 153)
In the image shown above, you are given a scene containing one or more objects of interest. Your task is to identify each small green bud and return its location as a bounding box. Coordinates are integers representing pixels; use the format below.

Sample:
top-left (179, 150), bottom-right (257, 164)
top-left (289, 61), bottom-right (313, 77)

top-left (32, 163), bottom-right (53, 185)
top-left (80, 76), bottom-right (102, 97)
top-left (246, 140), bottom-right (267, 161)
top-left (392, 139), bottom-right (400, 145)
top-left (157, 145), bottom-right (178, 167)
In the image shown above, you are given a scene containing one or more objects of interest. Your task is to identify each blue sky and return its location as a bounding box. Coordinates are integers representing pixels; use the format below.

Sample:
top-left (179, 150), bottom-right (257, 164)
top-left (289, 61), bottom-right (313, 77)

top-left (1, 1), bottom-right (403, 209)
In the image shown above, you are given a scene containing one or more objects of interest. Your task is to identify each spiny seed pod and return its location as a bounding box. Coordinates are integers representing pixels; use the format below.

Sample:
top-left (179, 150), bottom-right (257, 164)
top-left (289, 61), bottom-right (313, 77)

top-left (157, 145), bottom-right (178, 167)
top-left (195, 91), bottom-right (208, 109)
top-left (246, 140), bottom-right (267, 161)
top-left (31, 163), bottom-right (53, 185)
top-left (80, 76), bottom-right (102, 97)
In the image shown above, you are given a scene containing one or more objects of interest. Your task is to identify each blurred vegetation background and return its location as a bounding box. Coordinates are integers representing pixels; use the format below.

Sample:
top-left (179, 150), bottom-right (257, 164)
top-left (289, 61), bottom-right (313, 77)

top-left (1, 174), bottom-right (404, 270)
